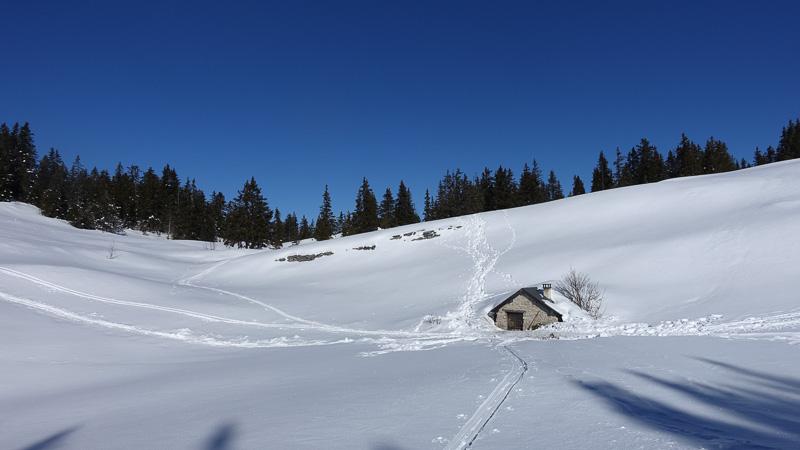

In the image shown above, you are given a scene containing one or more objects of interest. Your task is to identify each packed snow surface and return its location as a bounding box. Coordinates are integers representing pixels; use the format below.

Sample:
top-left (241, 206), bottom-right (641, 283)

top-left (1, 160), bottom-right (799, 449)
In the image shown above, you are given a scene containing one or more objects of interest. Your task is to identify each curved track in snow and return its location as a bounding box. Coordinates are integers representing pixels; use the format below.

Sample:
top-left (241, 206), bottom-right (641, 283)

top-left (0, 290), bottom-right (351, 348)
top-left (0, 265), bottom-right (471, 351)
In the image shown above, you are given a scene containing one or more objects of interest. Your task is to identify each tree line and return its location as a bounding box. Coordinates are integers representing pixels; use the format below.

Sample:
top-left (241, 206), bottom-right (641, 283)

top-left (423, 120), bottom-right (799, 220)
top-left (1, 118), bottom-right (798, 248)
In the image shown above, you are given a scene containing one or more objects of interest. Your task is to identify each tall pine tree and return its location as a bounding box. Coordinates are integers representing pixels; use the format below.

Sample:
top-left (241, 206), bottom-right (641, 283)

top-left (394, 181), bottom-right (420, 225)
top-left (590, 151), bottom-right (613, 192)
top-left (352, 177), bottom-right (378, 234)
top-left (545, 170), bottom-right (564, 201)
top-left (702, 137), bottom-right (736, 174)
top-left (518, 160), bottom-right (546, 205)
top-left (570, 175), bottom-right (586, 196)
top-left (776, 119), bottom-right (800, 161)
top-left (314, 185), bottom-right (335, 241)
top-left (224, 177), bottom-right (272, 249)
top-left (378, 187), bottom-right (396, 229)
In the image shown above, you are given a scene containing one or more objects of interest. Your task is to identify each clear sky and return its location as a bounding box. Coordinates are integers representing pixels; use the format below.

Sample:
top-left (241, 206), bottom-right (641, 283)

top-left (2, 0), bottom-right (798, 218)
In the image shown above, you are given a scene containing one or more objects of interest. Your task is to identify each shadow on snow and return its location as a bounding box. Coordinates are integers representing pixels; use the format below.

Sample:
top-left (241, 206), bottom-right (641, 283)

top-left (576, 357), bottom-right (800, 449)
top-left (17, 426), bottom-right (80, 450)
top-left (203, 423), bottom-right (237, 450)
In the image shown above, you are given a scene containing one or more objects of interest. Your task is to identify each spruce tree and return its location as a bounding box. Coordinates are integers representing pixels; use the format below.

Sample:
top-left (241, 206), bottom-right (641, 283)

top-left (5, 123), bottom-right (38, 202)
top-left (160, 165), bottom-right (181, 236)
top-left (34, 149), bottom-right (69, 218)
top-left (0, 124), bottom-right (12, 200)
top-left (65, 156), bottom-right (95, 229)
top-left (271, 209), bottom-right (284, 248)
top-left (776, 119), bottom-right (800, 161)
top-left (378, 187), bottom-right (396, 229)
top-left (638, 138), bottom-right (666, 183)
top-left (570, 175), bottom-right (586, 196)
top-left (621, 139), bottom-right (665, 185)
top-left (431, 169), bottom-right (482, 219)
top-left (111, 163), bottom-right (138, 228)
top-left (477, 168), bottom-right (494, 211)
top-left (423, 189), bottom-right (433, 221)
top-left (394, 181), bottom-right (420, 225)
top-left (766, 146), bottom-right (777, 163)
top-left (207, 191), bottom-right (226, 241)
top-left (590, 152), bottom-right (613, 192)
top-left (753, 147), bottom-right (768, 166)
top-left (284, 212), bottom-right (299, 244)
top-left (298, 216), bottom-right (312, 240)
top-left (673, 134), bottom-right (704, 177)
top-left (335, 211), bottom-right (345, 235)
top-left (493, 166), bottom-right (517, 210)
top-left (545, 170), bottom-right (564, 201)
top-left (613, 147), bottom-right (625, 187)
top-left (224, 177), bottom-right (272, 249)
top-left (518, 160), bottom-right (546, 205)
top-left (137, 168), bottom-right (162, 233)
top-left (702, 137), bottom-right (736, 174)
top-left (340, 211), bottom-right (354, 236)
top-left (314, 185), bottom-right (335, 241)
top-left (87, 168), bottom-right (123, 233)
top-left (352, 177), bottom-right (378, 234)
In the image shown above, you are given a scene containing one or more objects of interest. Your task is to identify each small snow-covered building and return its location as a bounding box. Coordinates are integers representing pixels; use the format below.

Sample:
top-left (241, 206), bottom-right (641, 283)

top-left (488, 284), bottom-right (563, 331)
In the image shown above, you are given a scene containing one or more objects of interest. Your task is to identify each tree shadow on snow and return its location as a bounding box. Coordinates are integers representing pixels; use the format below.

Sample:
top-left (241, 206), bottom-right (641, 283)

top-left (203, 423), bottom-right (237, 450)
top-left (576, 358), bottom-right (800, 449)
top-left (18, 426), bottom-right (80, 450)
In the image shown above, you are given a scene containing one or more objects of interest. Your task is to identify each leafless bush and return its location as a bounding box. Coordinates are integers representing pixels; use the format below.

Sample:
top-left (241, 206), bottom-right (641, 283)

top-left (107, 240), bottom-right (117, 259)
top-left (555, 268), bottom-right (605, 319)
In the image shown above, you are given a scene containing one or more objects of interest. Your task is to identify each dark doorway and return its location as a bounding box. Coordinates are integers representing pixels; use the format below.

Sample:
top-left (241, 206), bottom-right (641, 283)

top-left (506, 311), bottom-right (524, 330)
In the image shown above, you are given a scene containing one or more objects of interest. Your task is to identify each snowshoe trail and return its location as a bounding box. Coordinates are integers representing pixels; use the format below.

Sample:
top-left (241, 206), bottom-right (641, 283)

top-left (447, 213), bottom-right (515, 332)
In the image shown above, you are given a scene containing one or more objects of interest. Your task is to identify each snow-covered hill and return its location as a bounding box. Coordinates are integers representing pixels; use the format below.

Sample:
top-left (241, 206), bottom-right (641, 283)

top-left (2, 160), bottom-right (799, 449)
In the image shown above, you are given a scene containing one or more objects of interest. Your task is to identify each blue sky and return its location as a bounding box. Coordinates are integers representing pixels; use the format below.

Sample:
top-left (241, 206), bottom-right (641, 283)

top-left (2, 0), bottom-right (798, 218)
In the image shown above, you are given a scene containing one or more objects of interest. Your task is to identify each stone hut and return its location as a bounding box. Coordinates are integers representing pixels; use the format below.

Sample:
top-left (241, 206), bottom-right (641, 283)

top-left (488, 284), bottom-right (563, 331)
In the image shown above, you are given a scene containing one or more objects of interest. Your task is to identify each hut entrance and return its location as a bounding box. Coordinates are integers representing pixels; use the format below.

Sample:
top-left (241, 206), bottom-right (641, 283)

top-left (506, 311), bottom-right (524, 330)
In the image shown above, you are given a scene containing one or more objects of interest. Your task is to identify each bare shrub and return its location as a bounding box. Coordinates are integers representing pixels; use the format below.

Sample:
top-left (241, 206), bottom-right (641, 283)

top-left (555, 268), bottom-right (605, 319)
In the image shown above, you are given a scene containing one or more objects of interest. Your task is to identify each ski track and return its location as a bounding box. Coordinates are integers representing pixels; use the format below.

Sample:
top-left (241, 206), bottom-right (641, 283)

top-left (444, 346), bottom-right (528, 450)
top-left (0, 265), bottom-right (471, 351)
top-left (0, 290), bottom-right (353, 348)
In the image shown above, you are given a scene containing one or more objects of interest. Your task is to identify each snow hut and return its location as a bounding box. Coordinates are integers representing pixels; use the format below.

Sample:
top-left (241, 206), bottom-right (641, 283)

top-left (488, 286), bottom-right (563, 331)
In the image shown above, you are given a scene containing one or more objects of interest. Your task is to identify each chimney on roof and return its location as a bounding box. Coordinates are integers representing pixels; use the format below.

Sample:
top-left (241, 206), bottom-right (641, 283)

top-left (542, 283), bottom-right (553, 300)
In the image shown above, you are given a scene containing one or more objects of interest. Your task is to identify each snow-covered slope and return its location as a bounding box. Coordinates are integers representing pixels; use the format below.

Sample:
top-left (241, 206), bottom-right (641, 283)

top-left (2, 161), bottom-right (799, 449)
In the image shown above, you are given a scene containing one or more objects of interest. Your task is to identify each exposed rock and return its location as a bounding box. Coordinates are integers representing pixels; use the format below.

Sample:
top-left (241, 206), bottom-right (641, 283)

top-left (390, 235), bottom-right (402, 240)
top-left (412, 230), bottom-right (440, 241)
top-left (277, 251), bottom-right (334, 262)
top-left (353, 245), bottom-right (376, 250)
